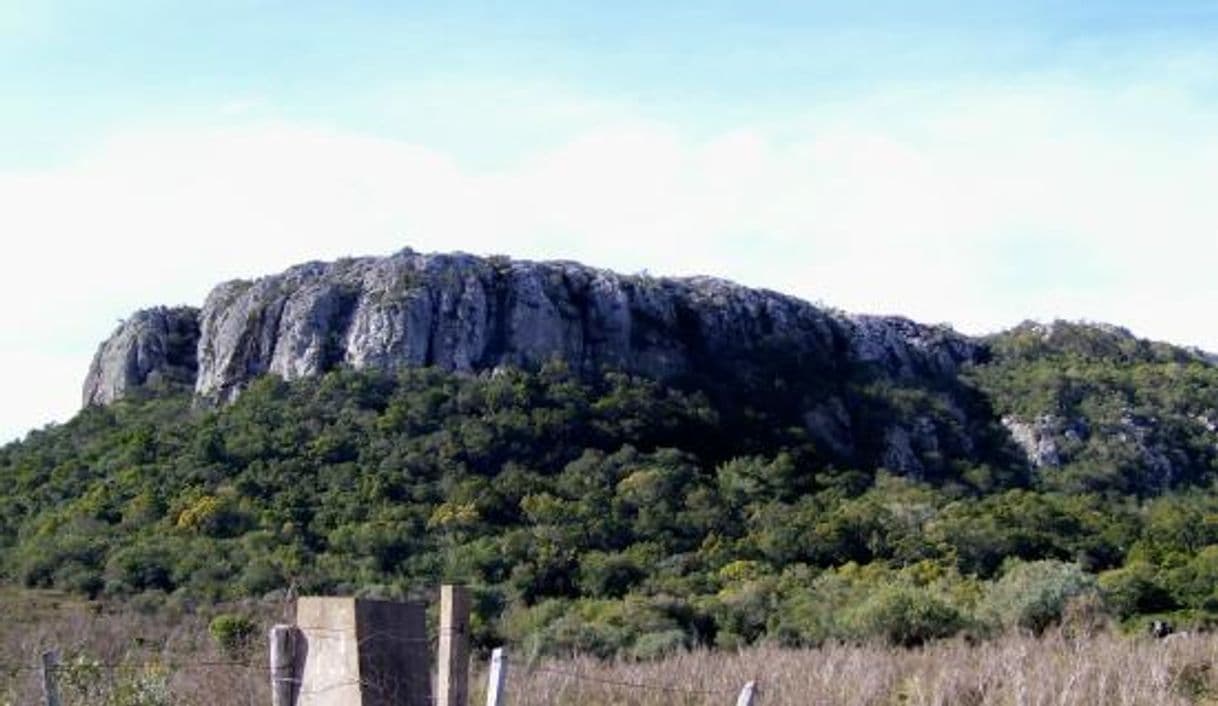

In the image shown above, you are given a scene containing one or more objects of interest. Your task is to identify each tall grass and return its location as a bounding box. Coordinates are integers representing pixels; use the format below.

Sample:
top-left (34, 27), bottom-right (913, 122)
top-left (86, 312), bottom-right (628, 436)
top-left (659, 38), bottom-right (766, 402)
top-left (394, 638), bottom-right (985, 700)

top-left (3, 590), bottom-right (1217, 705)
top-left (0, 589), bottom-right (268, 706)
top-left (495, 633), bottom-right (1218, 705)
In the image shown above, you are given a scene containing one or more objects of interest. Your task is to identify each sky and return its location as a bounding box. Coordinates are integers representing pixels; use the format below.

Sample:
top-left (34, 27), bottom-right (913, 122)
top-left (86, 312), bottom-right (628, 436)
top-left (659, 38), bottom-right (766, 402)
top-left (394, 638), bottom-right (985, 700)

top-left (4, 2), bottom-right (1218, 441)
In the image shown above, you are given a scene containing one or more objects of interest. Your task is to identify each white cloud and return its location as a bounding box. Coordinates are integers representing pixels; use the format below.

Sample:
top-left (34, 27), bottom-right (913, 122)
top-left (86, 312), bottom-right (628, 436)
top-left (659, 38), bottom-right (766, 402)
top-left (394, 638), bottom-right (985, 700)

top-left (4, 74), bottom-right (1218, 440)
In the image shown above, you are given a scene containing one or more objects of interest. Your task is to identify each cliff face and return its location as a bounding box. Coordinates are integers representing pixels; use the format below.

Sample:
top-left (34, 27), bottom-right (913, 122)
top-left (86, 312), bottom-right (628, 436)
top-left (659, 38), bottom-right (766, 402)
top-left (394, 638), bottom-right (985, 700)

top-left (84, 249), bottom-right (991, 474)
top-left (82, 306), bottom-right (200, 406)
top-left (189, 251), bottom-right (981, 399)
top-left (72, 249), bottom-right (1218, 493)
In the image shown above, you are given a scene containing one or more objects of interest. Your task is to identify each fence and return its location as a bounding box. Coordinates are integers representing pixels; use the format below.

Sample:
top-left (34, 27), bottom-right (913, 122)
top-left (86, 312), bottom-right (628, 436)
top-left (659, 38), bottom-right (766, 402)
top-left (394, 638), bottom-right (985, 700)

top-left (5, 651), bottom-right (257, 706)
top-left (482, 649), bottom-right (758, 706)
top-left (23, 584), bottom-right (759, 706)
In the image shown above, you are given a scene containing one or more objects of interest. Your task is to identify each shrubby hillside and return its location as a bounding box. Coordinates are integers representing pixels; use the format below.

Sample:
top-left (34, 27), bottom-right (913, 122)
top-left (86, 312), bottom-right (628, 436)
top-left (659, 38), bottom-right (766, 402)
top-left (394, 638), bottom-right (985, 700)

top-left (8, 315), bottom-right (1218, 656)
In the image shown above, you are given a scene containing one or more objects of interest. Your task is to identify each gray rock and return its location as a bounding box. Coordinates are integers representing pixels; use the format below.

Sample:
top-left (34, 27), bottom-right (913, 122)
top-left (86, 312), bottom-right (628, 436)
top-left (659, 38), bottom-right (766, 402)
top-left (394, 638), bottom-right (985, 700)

top-left (1002, 410), bottom-right (1185, 487)
top-left (1001, 415), bottom-right (1067, 469)
top-left (882, 425), bottom-right (922, 477)
top-left (184, 249), bottom-right (983, 402)
top-left (82, 306), bottom-right (200, 406)
top-left (803, 397), bottom-right (855, 458)
top-left (84, 249), bottom-right (989, 470)
top-left (846, 315), bottom-right (975, 378)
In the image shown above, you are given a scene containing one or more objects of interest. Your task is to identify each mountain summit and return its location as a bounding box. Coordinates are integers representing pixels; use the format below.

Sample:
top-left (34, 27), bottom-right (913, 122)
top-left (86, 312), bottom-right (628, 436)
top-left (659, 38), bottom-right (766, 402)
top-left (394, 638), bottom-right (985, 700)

top-left (82, 248), bottom-right (1218, 489)
top-left (86, 249), bottom-right (979, 407)
top-left (83, 249), bottom-right (996, 475)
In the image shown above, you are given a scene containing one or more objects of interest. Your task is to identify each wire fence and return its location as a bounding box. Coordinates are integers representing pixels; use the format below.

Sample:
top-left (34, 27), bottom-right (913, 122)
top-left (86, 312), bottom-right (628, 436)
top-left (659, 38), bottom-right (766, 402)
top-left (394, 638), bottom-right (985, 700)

top-left (4, 654), bottom-right (755, 706)
top-left (0, 659), bottom-right (250, 673)
top-left (4, 585), bottom-right (756, 706)
top-left (524, 665), bottom-right (737, 696)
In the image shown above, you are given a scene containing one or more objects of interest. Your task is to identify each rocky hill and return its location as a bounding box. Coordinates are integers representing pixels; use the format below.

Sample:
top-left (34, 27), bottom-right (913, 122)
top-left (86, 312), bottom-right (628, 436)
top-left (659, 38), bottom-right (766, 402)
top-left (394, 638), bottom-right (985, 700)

top-left (9, 247), bottom-right (1218, 651)
top-left (84, 249), bottom-right (991, 477)
top-left (86, 250), bottom-right (980, 402)
top-left (82, 248), bottom-right (1218, 489)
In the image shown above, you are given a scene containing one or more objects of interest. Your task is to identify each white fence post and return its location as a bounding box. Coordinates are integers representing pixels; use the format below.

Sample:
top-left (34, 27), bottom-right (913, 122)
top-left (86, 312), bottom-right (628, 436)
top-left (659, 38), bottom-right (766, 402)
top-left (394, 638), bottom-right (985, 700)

top-left (485, 647), bottom-right (507, 706)
top-left (736, 680), bottom-right (756, 706)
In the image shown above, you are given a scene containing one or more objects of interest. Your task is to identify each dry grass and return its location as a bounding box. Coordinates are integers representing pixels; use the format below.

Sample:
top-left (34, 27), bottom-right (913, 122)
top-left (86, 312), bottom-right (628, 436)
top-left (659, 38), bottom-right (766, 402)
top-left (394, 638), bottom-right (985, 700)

top-left (0, 588), bottom-right (271, 706)
top-left (4, 588), bottom-right (1218, 705)
top-left (493, 634), bottom-right (1218, 705)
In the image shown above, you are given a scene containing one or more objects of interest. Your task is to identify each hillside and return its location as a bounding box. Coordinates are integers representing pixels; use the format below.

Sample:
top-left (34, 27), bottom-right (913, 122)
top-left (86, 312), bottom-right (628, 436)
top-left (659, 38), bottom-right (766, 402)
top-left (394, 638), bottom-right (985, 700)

top-left (83, 249), bottom-right (993, 480)
top-left (7, 250), bottom-right (1218, 656)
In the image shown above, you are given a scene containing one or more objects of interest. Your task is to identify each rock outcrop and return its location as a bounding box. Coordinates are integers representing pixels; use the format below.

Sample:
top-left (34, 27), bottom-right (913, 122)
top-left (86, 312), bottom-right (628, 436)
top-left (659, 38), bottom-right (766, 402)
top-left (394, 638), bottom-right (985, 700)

top-left (77, 250), bottom-right (1218, 487)
top-left (117, 250), bottom-right (978, 403)
top-left (84, 248), bottom-right (991, 472)
top-left (1001, 414), bottom-right (1079, 469)
top-left (82, 306), bottom-right (200, 406)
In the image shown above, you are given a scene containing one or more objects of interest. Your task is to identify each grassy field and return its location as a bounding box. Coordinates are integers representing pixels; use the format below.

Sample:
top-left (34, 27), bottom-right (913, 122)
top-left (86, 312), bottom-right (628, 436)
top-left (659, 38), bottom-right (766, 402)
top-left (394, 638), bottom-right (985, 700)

top-left (3, 588), bottom-right (1218, 705)
top-left (0, 588), bottom-right (270, 706)
top-left (500, 636), bottom-right (1218, 705)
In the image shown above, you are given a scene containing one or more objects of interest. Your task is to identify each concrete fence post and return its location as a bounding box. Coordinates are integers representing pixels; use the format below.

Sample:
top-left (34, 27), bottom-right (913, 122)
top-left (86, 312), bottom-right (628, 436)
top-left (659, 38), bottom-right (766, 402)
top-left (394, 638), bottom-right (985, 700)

top-left (438, 585), bottom-right (471, 706)
top-left (295, 597), bottom-right (430, 706)
top-left (485, 647), bottom-right (507, 706)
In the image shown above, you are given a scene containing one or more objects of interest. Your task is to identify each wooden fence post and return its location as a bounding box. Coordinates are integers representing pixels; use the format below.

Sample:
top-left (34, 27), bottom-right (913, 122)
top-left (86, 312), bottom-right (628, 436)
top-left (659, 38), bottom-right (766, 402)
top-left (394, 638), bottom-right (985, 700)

top-left (485, 647), bottom-right (507, 706)
top-left (269, 624), bottom-right (298, 706)
top-left (736, 680), bottom-right (756, 706)
top-left (438, 584), bottom-right (471, 706)
top-left (40, 650), bottom-right (61, 706)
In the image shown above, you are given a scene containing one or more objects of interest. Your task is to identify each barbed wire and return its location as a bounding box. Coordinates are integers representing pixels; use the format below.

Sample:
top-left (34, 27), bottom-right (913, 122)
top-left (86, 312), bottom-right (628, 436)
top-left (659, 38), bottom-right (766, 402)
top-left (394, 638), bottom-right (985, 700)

top-left (522, 665), bottom-right (736, 696)
top-left (0, 659), bottom-right (251, 673)
top-left (297, 625), bottom-right (433, 641)
top-left (283, 674), bottom-right (436, 702)
top-left (4, 644), bottom-right (753, 703)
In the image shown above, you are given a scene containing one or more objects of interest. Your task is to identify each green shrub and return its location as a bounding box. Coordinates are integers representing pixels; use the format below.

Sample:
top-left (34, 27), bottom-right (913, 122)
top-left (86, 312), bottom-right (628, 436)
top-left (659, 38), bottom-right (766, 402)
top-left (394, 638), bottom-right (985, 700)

top-left (844, 584), bottom-right (965, 646)
top-left (57, 656), bottom-right (170, 706)
top-left (504, 597), bottom-right (693, 659)
top-left (627, 629), bottom-right (689, 660)
top-left (208, 613), bottom-right (257, 658)
top-left (1098, 561), bottom-right (1174, 618)
top-left (104, 544), bottom-right (177, 594)
top-left (578, 551), bottom-right (645, 599)
top-left (981, 560), bottom-right (1099, 633)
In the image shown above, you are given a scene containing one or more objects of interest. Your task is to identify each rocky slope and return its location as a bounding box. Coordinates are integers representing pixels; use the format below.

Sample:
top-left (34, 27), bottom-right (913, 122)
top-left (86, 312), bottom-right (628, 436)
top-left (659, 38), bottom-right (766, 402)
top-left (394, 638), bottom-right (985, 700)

top-left (83, 249), bottom-right (1218, 485)
top-left (82, 306), bottom-right (200, 406)
top-left (84, 249), bottom-right (993, 476)
top-left (975, 320), bottom-right (1218, 492)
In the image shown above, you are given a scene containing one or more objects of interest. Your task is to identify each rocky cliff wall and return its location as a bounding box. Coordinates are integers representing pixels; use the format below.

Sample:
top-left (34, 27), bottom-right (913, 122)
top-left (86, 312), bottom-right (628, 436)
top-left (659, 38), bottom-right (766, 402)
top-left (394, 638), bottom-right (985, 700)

top-left (84, 249), bottom-right (991, 474)
top-left (89, 250), bottom-right (983, 404)
top-left (82, 306), bottom-right (200, 406)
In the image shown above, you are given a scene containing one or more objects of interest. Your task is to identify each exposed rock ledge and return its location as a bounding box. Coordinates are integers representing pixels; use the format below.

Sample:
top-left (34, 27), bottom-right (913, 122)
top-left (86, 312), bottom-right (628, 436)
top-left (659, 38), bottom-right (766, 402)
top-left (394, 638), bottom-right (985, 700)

top-left (84, 249), bottom-right (989, 473)
top-left (88, 249), bottom-right (982, 406)
top-left (82, 306), bottom-right (200, 406)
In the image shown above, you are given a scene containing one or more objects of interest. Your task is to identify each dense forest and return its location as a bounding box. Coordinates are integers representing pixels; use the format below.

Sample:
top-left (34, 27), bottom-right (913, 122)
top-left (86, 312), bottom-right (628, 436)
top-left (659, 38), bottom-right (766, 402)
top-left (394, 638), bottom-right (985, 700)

top-left (6, 322), bottom-right (1218, 657)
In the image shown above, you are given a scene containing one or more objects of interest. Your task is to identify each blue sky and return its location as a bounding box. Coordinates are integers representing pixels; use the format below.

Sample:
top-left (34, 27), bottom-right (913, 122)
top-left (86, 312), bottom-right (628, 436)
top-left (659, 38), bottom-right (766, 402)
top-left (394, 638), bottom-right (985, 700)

top-left (4, 2), bottom-right (1218, 440)
top-left (8, 1), bottom-right (1218, 166)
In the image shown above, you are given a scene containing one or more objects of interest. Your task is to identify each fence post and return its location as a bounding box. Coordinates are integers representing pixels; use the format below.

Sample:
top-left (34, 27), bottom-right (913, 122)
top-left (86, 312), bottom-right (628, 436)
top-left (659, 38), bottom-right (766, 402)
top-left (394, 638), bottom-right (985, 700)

top-left (40, 650), bottom-right (61, 706)
top-left (438, 584), bottom-right (471, 706)
top-left (269, 624), bottom-right (298, 706)
top-left (736, 680), bottom-right (756, 706)
top-left (485, 647), bottom-right (507, 706)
